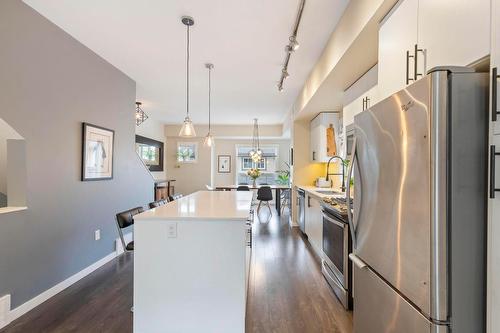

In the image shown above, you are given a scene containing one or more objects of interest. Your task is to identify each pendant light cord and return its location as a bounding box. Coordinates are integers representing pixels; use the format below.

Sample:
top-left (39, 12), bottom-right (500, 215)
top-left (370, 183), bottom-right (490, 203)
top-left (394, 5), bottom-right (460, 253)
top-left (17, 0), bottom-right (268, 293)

top-left (208, 66), bottom-right (211, 132)
top-left (186, 25), bottom-right (190, 118)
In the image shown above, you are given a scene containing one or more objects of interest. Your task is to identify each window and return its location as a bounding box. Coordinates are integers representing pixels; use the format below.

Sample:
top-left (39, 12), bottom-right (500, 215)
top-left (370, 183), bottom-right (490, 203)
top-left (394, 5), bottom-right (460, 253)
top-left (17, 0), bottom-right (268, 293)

top-left (242, 157), bottom-right (252, 170)
top-left (241, 157), bottom-right (266, 170)
top-left (256, 158), bottom-right (266, 170)
top-left (135, 135), bottom-right (164, 171)
top-left (177, 142), bottom-right (198, 163)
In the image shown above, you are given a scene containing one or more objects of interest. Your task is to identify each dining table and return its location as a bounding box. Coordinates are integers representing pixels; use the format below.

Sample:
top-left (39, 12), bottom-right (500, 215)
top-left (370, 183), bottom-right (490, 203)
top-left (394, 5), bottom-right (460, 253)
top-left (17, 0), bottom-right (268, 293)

top-left (214, 184), bottom-right (291, 216)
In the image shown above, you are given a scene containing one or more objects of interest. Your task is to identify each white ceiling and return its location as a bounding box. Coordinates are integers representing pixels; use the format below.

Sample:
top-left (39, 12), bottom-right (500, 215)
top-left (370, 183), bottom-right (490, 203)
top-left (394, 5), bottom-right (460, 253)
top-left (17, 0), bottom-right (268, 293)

top-left (24, 0), bottom-right (349, 125)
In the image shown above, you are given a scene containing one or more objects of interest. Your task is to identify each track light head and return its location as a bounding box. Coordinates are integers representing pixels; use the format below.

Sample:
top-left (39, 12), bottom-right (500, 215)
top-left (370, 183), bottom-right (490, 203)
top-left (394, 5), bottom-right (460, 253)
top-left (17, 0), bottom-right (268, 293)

top-left (289, 36), bottom-right (300, 51)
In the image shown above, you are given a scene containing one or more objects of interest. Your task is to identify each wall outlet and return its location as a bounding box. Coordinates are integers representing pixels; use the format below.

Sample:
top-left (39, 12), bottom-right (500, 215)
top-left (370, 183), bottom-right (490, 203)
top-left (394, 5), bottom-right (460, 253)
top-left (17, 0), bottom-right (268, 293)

top-left (167, 223), bottom-right (177, 238)
top-left (94, 229), bottom-right (101, 241)
top-left (0, 294), bottom-right (11, 329)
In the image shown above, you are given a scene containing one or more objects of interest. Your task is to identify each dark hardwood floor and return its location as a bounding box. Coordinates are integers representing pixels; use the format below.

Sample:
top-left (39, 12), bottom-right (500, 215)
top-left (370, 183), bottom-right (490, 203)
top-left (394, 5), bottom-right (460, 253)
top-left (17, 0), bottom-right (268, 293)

top-left (246, 209), bottom-right (352, 333)
top-left (1, 209), bottom-right (352, 333)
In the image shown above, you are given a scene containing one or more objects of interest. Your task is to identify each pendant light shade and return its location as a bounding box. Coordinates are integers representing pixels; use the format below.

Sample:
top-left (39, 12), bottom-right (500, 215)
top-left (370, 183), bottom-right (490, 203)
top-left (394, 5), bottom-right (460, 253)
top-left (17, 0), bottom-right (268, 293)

top-left (203, 63), bottom-right (214, 147)
top-left (179, 16), bottom-right (197, 137)
top-left (179, 116), bottom-right (196, 137)
top-left (203, 134), bottom-right (214, 147)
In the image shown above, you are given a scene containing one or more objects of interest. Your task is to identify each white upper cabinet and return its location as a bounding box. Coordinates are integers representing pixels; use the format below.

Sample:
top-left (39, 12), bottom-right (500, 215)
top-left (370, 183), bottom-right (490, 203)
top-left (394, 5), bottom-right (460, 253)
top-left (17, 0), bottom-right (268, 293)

top-left (343, 85), bottom-right (379, 128)
top-left (378, 0), bottom-right (419, 99)
top-left (418, 0), bottom-right (490, 71)
top-left (378, 0), bottom-right (491, 101)
top-left (310, 112), bottom-right (341, 163)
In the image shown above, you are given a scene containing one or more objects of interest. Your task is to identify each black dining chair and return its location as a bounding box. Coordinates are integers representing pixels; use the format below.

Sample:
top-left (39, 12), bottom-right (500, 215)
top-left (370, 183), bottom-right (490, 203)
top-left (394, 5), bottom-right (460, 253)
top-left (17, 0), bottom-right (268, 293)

top-left (256, 186), bottom-right (273, 215)
top-left (237, 185), bottom-right (250, 191)
top-left (115, 206), bottom-right (144, 253)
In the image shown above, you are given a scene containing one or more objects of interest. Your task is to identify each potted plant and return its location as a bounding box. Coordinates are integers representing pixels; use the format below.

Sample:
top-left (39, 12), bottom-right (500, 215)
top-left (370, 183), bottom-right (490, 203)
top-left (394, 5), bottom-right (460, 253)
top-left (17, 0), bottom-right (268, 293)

top-left (276, 162), bottom-right (290, 186)
top-left (247, 168), bottom-right (261, 187)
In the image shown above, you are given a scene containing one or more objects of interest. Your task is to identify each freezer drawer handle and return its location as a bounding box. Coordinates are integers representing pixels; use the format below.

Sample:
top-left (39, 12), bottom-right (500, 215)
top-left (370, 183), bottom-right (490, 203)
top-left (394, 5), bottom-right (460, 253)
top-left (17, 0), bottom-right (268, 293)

top-left (491, 145), bottom-right (500, 199)
top-left (348, 253), bottom-right (366, 269)
top-left (492, 67), bottom-right (500, 122)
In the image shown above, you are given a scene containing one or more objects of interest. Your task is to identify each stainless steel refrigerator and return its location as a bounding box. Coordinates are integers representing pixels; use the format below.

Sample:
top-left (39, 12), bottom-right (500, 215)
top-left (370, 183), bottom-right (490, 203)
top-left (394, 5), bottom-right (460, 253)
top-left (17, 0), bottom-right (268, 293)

top-left (347, 67), bottom-right (488, 333)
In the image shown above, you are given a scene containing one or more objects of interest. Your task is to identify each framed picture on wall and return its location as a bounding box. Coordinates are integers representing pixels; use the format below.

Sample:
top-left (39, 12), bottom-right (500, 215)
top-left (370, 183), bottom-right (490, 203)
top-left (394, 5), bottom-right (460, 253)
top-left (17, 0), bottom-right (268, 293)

top-left (81, 122), bottom-right (114, 181)
top-left (218, 155), bottom-right (231, 173)
top-left (135, 135), bottom-right (164, 171)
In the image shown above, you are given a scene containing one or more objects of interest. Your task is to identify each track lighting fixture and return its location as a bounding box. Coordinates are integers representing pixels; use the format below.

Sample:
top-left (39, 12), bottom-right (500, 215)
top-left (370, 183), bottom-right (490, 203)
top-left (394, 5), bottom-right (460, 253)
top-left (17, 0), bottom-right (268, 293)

top-left (288, 36), bottom-right (300, 51)
top-left (277, 0), bottom-right (306, 92)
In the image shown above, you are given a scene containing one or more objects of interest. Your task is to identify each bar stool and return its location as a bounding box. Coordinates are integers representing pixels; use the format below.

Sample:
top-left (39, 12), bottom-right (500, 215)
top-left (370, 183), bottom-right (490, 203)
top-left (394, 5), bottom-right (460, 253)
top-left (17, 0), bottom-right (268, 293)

top-left (115, 206), bottom-right (144, 253)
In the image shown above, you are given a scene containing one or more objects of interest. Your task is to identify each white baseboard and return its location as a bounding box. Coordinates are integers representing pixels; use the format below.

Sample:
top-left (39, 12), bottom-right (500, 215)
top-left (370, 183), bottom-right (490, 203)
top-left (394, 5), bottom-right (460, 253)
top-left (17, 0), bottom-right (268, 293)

top-left (1, 251), bottom-right (117, 329)
top-left (0, 295), bottom-right (10, 329)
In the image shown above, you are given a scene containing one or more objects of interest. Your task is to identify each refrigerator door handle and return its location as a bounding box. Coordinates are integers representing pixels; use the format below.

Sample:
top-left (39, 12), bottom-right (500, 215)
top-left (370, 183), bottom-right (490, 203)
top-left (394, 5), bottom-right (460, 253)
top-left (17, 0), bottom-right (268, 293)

top-left (491, 145), bottom-right (500, 198)
top-left (346, 136), bottom-right (357, 247)
top-left (349, 253), bottom-right (366, 269)
top-left (493, 67), bottom-right (499, 122)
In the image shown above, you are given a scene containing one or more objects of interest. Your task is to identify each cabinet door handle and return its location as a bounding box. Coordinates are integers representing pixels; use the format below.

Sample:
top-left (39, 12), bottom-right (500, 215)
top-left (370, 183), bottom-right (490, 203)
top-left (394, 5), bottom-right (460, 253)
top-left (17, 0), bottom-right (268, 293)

top-left (365, 96), bottom-right (370, 109)
top-left (414, 44), bottom-right (424, 81)
top-left (307, 196), bottom-right (311, 207)
top-left (312, 151), bottom-right (316, 161)
top-left (362, 97), bottom-right (366, 111)
top-left (406, 50), bottom-right (415, 85)
top-left (491, 145), bottom-right (500, 199)
top-left (493, 68), bottom-right (499, 122)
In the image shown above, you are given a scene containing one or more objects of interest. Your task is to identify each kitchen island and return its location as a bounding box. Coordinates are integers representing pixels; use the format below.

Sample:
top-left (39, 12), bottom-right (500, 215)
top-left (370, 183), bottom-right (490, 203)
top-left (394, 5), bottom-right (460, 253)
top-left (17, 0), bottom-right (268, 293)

top-left (133, 191), bottom-right (254, 333)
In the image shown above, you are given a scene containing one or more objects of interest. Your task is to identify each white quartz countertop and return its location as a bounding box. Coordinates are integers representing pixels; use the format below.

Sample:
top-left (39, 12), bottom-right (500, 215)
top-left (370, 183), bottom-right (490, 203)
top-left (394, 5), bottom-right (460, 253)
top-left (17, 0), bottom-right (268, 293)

top-left (135, 190), bottom-right (253, 221)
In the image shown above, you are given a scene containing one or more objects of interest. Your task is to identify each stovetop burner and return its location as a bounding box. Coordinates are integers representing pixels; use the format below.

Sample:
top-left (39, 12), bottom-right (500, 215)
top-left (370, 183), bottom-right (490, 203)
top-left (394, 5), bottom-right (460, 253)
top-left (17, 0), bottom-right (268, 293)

top-left (322, 197), bottom-right (352, 217)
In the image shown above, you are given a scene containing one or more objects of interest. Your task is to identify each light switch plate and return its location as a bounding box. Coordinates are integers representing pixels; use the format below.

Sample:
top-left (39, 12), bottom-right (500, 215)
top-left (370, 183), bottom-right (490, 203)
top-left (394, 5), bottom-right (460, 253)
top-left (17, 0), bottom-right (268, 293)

top-left (94, 229), bottom-right (101, 241)
top-left (167, 223), bottom-right (177, 238)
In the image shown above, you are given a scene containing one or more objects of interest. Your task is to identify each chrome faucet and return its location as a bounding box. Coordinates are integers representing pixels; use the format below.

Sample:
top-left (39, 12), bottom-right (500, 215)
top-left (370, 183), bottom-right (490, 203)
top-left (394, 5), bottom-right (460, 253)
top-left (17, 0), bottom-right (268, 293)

top-left (325, 155), bottom-right (346, 192)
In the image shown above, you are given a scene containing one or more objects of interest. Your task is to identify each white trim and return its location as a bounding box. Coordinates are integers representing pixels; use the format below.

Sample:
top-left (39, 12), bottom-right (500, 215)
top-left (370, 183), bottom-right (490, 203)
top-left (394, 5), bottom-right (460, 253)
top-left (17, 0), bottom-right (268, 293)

top-left (0, 295), bottom-right (10, 329)
top-left (2, 251), bottom-right (117, 329)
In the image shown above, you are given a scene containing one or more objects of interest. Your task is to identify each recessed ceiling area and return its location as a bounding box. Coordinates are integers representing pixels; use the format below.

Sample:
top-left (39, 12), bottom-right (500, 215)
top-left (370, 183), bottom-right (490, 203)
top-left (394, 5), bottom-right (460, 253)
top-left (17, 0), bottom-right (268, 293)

top-left (23, 0), bottom-right (349, 125)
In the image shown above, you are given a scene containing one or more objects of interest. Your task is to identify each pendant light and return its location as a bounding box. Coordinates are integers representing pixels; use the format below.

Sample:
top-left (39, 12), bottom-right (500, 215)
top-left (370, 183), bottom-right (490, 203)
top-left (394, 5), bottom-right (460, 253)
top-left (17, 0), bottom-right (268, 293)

top-left (179, 16), bottom-right (197, 137)
top-left (135, 102), bottom-right (148, 126)
top-left (249, 119), bottom-right (262, 162)
top-left (203, 63), bottom-right (214, 147)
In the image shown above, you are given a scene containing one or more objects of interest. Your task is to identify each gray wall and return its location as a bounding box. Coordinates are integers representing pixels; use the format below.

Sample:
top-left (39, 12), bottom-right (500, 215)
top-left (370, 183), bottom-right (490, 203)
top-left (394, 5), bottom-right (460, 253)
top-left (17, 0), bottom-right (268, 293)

top-left (0, 0), bottom-right (153, 308)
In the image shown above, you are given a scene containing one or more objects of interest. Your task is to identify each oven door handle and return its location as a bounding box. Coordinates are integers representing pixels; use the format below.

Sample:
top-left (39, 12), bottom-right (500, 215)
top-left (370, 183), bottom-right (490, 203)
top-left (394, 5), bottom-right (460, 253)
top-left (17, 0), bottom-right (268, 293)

top-left (322, 213), bottom-right (345, 228)
top-left (346, 136), bottom-right (357, 247)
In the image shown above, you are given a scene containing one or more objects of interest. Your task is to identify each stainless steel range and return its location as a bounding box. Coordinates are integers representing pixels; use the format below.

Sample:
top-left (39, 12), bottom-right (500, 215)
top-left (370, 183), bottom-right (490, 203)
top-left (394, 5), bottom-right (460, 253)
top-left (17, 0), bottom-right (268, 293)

top-left (321, 197), bottom-right (352, 310)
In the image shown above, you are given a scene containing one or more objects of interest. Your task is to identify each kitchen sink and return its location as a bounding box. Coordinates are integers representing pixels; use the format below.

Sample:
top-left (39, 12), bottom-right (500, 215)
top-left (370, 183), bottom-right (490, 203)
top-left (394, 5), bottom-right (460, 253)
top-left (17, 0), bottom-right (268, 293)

top-left (315, 190), bottom-right (342, 196)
